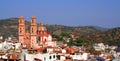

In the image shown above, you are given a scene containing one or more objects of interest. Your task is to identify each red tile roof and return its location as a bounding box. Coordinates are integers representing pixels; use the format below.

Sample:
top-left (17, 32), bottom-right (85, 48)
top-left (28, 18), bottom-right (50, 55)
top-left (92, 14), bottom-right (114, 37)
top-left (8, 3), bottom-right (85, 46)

top-left (0, 51), bottom-right (5, 55)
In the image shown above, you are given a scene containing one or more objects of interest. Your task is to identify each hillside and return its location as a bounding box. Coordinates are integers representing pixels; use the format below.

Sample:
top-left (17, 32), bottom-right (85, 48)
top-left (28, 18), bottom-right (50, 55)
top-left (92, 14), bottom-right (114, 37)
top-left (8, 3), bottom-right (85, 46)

top-left (0, 18), bottom-right (102, 39)
top-left (0, 18), bottom-right (18, 39)
top-left (82, 27), bottom-right (120, 46)
top-left (0, 18), bottom-right (120, 46)
top-left (0, 18), bottom-right (30, 39)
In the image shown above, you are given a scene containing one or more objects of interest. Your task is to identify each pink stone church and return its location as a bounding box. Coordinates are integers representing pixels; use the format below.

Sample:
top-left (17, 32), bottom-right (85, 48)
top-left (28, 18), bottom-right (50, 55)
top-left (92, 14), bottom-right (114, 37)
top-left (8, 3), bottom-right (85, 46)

top-left (18, 16), bottom-right (56, 48)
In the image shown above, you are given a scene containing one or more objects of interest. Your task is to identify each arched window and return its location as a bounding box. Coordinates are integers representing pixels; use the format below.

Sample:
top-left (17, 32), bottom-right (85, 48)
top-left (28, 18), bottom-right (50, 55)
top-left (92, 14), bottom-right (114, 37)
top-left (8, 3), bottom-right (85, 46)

top-left (31, 20), bottom-right (34, 23)
top-left (20, 20), bottom-right (22, 24)
top-left (20, 28), bottom-right (22, 33)
top-left (32, 28), bottom-right (33, 33)
top-left (45, 39), bottom-right (46, 42)
top-left (37, 36), bottom-right (40, 43)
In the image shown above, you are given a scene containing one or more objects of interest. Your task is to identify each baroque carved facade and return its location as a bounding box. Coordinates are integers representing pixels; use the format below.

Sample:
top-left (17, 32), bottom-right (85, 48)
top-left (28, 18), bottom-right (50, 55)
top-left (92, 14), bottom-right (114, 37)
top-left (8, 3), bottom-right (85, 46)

top-left (18, 16), bottom-right (56, 48)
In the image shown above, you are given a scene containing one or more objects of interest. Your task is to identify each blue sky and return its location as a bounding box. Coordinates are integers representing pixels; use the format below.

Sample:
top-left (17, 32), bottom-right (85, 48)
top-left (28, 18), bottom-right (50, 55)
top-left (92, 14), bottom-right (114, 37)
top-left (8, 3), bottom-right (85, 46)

top-left (0, 0), bottom-right (120, 28)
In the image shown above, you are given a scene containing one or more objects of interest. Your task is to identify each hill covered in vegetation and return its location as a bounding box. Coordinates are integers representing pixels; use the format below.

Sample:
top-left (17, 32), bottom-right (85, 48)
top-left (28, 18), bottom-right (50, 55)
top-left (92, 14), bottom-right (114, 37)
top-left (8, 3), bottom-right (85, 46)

top-left (0, 18), bottom-right (120, 46)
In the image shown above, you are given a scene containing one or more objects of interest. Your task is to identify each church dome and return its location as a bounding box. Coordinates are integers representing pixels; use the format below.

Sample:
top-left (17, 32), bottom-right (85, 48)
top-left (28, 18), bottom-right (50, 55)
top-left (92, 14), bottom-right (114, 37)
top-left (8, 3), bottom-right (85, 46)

top-left (38, 22), bottom-right (47, 31)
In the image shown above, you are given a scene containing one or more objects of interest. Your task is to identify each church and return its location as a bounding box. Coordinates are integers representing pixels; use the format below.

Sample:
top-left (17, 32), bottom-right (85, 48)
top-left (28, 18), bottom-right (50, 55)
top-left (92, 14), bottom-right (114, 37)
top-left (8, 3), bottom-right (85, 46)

top-left (18, 16), bottom-right (56, 48)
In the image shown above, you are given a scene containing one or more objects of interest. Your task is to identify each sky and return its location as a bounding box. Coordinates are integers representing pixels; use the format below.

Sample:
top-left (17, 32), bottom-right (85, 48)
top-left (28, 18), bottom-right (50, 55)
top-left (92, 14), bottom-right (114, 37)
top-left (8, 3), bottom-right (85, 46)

top-left (0, 0), bottom-right (120, 28)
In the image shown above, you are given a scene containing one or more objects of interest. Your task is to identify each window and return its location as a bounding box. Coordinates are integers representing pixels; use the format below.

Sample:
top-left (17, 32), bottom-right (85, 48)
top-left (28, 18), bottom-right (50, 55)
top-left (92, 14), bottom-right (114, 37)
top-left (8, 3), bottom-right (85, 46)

top-left (37, 36), bottom-right (40, 43)
top-left (32, 28), bottom-right (33, 33)
top-left (31, 20), bottom-right (33, 23)
top-left (49, 56), bottom-right (52, 59)
top-left (44, 57), bottom-right (46, 61)
top-left (20, 28), bottom-right (22, 33)
top-left (20, 30), bottom-right (22, 33)
top-left (53, 55), bottom-right (55, 58)
top-left (20, 20), bottom-right (22, 24)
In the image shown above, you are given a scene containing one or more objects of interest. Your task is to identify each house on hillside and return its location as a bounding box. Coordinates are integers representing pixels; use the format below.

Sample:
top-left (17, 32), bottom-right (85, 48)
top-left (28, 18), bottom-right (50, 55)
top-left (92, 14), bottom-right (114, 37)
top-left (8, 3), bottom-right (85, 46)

top-left (93, 43), bottom-right (105, 51)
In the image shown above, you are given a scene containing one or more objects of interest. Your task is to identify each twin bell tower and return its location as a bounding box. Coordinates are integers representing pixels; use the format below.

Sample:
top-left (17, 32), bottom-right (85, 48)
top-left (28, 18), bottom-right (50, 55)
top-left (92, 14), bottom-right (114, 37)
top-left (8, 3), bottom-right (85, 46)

top-left (18, 16), bottom-right (37, 48)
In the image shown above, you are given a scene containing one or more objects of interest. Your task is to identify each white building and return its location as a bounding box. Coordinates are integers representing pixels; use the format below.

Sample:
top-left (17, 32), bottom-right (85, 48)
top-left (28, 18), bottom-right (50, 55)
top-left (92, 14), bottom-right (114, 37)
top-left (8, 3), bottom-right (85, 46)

top-left (71, 53), bottom-right (88, 61)
top-left (93, 43), bottom-right (105, 51)
top-left (25, 53), bottom-right (57, 61)
top-left (0, 40), bottom-right (21, 52)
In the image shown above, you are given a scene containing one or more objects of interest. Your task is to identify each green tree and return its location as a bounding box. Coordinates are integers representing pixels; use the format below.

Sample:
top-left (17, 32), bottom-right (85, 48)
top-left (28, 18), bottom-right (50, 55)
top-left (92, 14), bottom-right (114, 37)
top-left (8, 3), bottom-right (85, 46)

top-left (67, 37), bottom-right (74, 47)
top-left (52, 34), bottom-right (62, 41)
top-left (61, 32), bottom-right (71, 38)
top-left (61, 32), bottom-right (71, 43)
top-left (74, 38), bottom-right (83, 46)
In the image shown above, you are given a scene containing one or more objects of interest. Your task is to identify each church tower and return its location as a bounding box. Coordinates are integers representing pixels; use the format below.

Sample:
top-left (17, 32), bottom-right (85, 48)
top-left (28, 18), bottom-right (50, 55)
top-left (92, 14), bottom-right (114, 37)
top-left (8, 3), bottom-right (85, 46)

top-left (30, 16), bottom-right (37, 48)
top-left (18, 16), bottom-right (25, 44)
